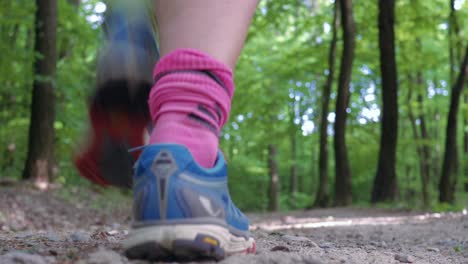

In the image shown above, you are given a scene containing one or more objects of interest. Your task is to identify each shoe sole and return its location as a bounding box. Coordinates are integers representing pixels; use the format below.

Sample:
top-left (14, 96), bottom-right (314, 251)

top-left (123, 224), bottom-right (256, 261)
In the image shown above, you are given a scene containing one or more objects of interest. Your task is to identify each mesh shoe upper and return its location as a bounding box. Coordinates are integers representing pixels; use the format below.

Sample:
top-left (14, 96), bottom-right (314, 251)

top-left (133, 144), bottom-right (250, 233)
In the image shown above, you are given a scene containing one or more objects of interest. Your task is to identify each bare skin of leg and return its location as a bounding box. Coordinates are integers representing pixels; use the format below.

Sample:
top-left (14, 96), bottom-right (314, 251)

top-left (154, 0), bottom-right (258, 69)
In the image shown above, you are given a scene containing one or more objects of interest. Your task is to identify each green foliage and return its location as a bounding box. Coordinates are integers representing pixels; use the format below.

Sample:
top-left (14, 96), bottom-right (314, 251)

top-left (431, 202), bottom-right (465, 213)
top-left (0, 0), bottom-right (101, 181)
top-left (228, 156), bottom-right (269, 211)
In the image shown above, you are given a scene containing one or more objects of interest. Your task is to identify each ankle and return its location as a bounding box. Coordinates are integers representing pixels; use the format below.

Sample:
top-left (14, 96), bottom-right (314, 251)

top-left (148, 49), bottom-right (235, 168)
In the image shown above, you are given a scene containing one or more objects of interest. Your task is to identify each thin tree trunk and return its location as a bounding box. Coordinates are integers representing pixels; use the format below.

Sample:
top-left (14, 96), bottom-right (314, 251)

top-left (289, 98), bottom-right (298, 195)
top-left (23, 0), bottom-right (57, 184)
top-left (406, 75), bottom-right (429, 207)
top-left (464, 93), bottom-right (468, 192)
top-left (416, 71), bottom-right (432, 206)
top-left (68, 0), bottom-right (80, 7)
top-left (268, 144), bottom-right (279, 211)
top-left (297, 103), bottom-right (306, 194)
top-left (334, 0), bottom-right (355, 206)
top-left (431, 79), bottom-right (442, 186)
top-left (415, 70), bottom-right (431, 206)
top-left (417, 78), bottom-right (431, 207)
top-left (448, 0), bottom-right (466, 193)
top-left (449, 0), bottom-right (462, 84)
top-left (439, 45), bottom-right (468, 203)
top-left (449, 3), bottom-right (455, 85)
top-left (289, 145), bottom-right (298, 196)
top-left (315, 0), bottom-right (339, 208)
top-left (371, 0), bottom-right (399, 203)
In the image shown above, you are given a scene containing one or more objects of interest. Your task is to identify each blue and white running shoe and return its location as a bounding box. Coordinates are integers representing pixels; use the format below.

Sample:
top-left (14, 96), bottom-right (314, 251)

top-left (123, 144), bottom-right (256, 261)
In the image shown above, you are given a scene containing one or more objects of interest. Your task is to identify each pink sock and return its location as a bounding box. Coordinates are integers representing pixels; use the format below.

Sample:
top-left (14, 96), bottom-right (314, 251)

top-left (148, 49), bottom-right (234, 168)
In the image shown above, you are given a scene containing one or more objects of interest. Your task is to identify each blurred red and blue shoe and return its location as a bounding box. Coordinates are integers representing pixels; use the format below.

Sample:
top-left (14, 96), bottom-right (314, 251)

top-left (74, 0), bottom-right (158, 188)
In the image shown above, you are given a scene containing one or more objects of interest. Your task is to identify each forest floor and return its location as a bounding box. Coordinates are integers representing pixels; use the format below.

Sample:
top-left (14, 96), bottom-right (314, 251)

top-left (0, 185), bottom-right (467, 264)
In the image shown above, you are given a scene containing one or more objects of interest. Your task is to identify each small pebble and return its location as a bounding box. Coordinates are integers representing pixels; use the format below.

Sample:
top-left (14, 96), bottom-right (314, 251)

top-left (270, 245), bottom-right (290, 252)
top-left (106, 230), bottom-right (119, 236)
top-left (365, 245), bottom-right (376, 251)
top-left (427, 247), bottom-right (440, 253)
top-left (43, 232), bottom-right (60, 242)
top-left (394, 254), bottom-right (414, 263)
top-left (70, 232), bottom-right (91, 242)
top-left (369, 240), bottom-right (386, 247)
top-left (15, 231), bottom-right (35, 239)
top-left (318, 242), bottom-right (333, 249)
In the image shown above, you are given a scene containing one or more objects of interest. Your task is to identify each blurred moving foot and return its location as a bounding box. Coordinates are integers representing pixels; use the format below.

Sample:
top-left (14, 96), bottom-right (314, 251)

top-left (74, 0), bottom-right (159, 188)
top-left (124, 144), bottom-right (256, 261)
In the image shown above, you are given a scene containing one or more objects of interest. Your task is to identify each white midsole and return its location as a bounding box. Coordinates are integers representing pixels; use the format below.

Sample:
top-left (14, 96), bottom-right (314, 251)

top-left (123, 224), bottom-right (255, 255)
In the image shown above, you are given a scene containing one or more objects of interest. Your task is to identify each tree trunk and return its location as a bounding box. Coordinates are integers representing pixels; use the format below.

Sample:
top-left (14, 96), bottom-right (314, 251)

top-left (406, 75), bottom-right (429, 207)
top-left (334, 0), bottom-right (355, 206)
top-left (268, 144), bottom-right (279, 211)
top-left (371, 0), bottom-right (399, 203)
top-left (23, 0), bottom-right (57, 184)
top-left (439, 45), bottom-right (468, 203)
top-left (417, 79), bottom-right (431, 207)
top-left (449, 3), bottom-right (455, 85)
top-left (315, 0), bottom-right (339, 208)
top-left (289, 98), bottom-right (298, 195)
top-left (68, 0), bottom-right (80, 7)
top-left (464, 93), bottom-right (468, 192)
top-left (289, 164), bottom-right (297, 194)
top-left (449, 0), bottom-right (462, 85)
top-left (449, 0), bottom-right (467, 193)
top-left (431, 78), bottom-right (442, 186)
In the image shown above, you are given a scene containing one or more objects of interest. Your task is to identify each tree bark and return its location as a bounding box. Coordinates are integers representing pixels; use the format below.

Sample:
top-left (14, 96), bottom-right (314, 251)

top-left (464, 93), bottom-right (468, 192)
top-left (406, 75), bottom-right (429, 207)
top-left (315, 0), bottom-right (339, 208)
top-left (417, 79), bottom-right (431, 207)
top-left (431, 78), bottom-right (442, 187)
top-left (268, 144), bottom-right (279, 211)
top-left (449, 0), bottom-right (462, 85)
top-left (334, 0), bottom-right (355, 206)
top-left (449, 0), bottom-right (467, 193)
top-left (23, 0), bottom-right (57, 183)
top-left (371, 0), bottom-right (399, 203)
top-left (439, 45), bottom-right (468, 203)
top-left (68, 0), bottom-right (80, 7)
top-left (408, 71), bottom-right (431, 207)
top-left (289, 98), bottom-right (298, 195)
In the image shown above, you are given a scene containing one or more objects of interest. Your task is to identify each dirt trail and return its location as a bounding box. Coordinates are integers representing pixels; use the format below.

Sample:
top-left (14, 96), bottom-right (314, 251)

top-left (0, 186), bottom-right (467, 264)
